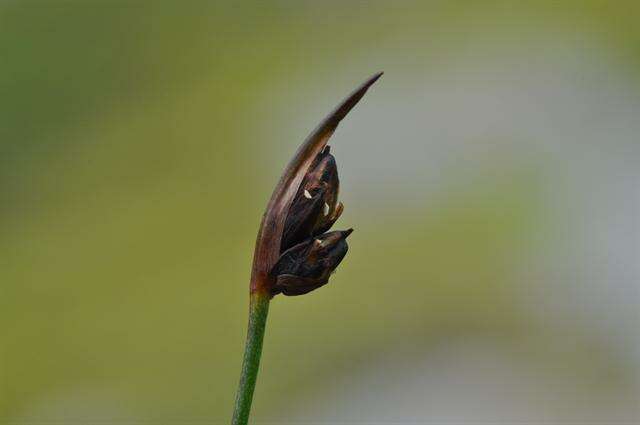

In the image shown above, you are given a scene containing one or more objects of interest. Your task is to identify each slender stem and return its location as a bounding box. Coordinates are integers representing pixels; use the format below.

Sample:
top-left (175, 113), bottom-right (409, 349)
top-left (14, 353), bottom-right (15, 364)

top-left (232, 291), bottom-right (270, 425)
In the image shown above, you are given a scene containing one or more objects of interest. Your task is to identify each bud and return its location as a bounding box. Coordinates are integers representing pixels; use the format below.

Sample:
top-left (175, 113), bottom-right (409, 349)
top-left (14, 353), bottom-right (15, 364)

top-left (271, 230), bottom-right (353, 296)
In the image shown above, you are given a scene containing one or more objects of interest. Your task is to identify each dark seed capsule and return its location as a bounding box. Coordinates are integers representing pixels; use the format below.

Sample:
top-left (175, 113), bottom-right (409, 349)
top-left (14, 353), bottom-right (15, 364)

top-left (281, 186), bottom-right (327, 251)
top-left (281, 147), bottom-right (344, 251)
top-left (271, 229), bottom-right (353, 296)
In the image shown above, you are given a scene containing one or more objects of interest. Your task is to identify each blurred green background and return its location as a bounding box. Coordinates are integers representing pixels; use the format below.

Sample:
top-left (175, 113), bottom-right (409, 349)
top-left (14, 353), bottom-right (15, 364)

top-left (2, 1), bottom-right (639, 423)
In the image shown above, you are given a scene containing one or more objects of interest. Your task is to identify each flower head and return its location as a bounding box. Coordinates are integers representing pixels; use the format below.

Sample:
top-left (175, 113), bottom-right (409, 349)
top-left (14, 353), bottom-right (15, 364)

top-left (249, 72), bottom-right (382, 297)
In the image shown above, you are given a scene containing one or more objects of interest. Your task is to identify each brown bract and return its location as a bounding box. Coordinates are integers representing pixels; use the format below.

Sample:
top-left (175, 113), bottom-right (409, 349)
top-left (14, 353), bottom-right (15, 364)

top-left (249, 72), bottom-right (383, 296)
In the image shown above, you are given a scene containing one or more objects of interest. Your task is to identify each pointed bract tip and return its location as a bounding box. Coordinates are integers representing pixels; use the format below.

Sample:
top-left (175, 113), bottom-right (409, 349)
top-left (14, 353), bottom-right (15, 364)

top-left (367, 71), bottom-right (384, 86)
top-left (357, 72), bottom-right (384, 97)
top-left (342, 228), bottom-right (354, 238)
top-left (330, 72), bottom-right (384, 125)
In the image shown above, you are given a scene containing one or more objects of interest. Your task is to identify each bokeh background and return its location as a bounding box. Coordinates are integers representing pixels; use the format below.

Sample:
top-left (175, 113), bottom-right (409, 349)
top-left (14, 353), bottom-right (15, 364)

top-left (2, 1), bottom-right (639, 423)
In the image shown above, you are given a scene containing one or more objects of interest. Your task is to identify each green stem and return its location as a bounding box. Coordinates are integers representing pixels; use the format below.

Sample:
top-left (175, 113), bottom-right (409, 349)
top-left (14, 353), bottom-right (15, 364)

top-left (232, 291), bottom-right (270, 425)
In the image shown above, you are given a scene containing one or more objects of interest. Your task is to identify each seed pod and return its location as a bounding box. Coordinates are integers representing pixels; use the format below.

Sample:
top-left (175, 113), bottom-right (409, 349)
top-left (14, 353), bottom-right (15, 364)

top-left (281, 147), bottom-right (343, 251)
top-left (303, 147), bottom-right (344, 236)
top-left (281, 184), bottom-right (328, 251)
top-left (271, 230), bottom-right (353, 296)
